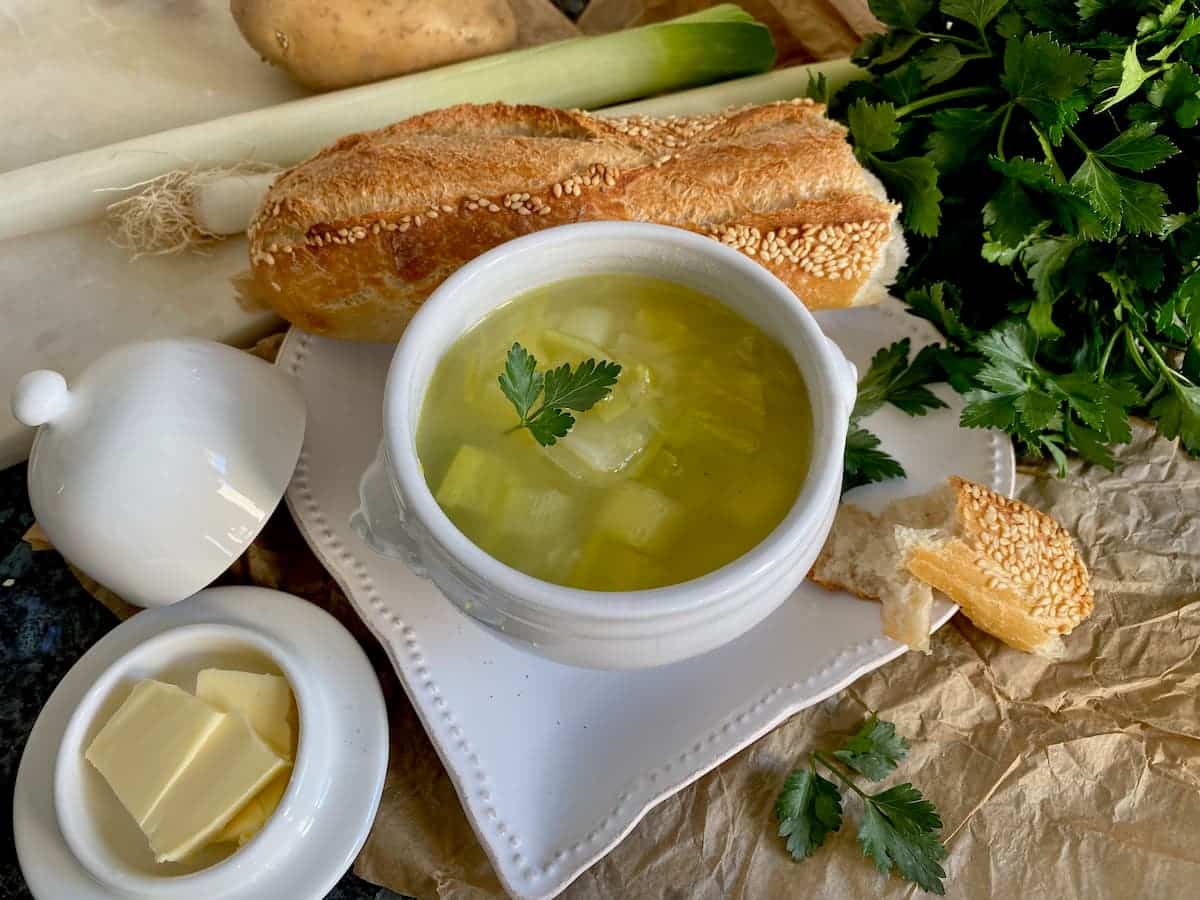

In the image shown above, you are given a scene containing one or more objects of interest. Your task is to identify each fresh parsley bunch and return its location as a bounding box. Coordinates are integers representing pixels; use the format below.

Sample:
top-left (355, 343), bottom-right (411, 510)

top-left (776, 716), bottom-right (948, 893)
top-left (830, 0), bottom-right (1200, 470)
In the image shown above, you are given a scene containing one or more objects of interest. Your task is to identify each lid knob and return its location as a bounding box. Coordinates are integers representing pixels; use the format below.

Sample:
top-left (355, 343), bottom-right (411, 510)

top-left (12, 370), bottom-right (71, 427)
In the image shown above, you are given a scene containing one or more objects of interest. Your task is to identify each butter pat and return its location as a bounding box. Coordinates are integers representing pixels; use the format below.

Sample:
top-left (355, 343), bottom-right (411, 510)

top-left (214, 774), bottom-right (289, 846)
top-left (144, 712), bottom-right (288, 863)
top-left (196, 669), bottom-right (294, 756)
top-left (84, 680), bottom-right (224, 826)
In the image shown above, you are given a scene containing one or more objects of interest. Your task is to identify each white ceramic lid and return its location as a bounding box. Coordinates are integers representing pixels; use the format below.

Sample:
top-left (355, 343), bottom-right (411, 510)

top-left (11, 338), bottom-right (305, 607)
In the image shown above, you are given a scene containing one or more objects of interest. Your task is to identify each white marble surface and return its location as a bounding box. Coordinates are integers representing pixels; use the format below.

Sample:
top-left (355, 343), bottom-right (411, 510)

top-left (0, 0), bottom-right (300, 467)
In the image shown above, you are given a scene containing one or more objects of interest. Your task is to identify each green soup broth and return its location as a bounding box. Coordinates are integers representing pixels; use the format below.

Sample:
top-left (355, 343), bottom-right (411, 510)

top-left (415, 274), bottom-right (812, 591)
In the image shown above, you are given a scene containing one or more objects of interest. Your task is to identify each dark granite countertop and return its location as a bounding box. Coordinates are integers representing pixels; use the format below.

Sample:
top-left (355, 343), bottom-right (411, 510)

top-left (0, 462), bottom-right (395, 900)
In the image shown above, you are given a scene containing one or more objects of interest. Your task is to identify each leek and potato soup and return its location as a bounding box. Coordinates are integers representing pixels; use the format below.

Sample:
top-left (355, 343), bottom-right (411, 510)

top-left (414, 274), bottom-right (812, 591)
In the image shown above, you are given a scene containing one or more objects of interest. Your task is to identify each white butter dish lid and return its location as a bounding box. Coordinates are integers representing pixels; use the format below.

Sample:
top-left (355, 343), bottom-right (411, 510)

top-left (11, 338), bottom-right (305, 607)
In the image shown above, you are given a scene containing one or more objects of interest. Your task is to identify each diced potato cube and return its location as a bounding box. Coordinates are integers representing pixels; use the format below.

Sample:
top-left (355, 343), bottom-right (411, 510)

top-left (435, 446), bottom-right (514, 517)
top-left (595, 362), bottom-right (657, 423)
top-left (595, 481), bottom-right (682, 551)
top-left (497, 487), bottom-right (574, 538)
top-left (528, 542), bottom-right (583, 584)
top-left (612, 334), bottom-right (678, 384)
top-left (558, 306), bottom-right (613, 347)
top-left (595, 391), bottom-right (633, 427)
top-left (724, 472), bottom-right (795, 529)
top-left (594, 386), bottom-right (633, 423)
top-left (628, 362), bottom-right (656, 398)
top-left (570, 534), bottom-right (666, 591)
top-left (541, 329), bottom-right (608, 365)
top-left (546, 409), bottom-right (659, 480)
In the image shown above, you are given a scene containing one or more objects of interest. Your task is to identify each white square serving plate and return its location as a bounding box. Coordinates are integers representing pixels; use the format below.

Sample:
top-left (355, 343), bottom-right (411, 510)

top-left (279, 300), bottom-right (1014, 900)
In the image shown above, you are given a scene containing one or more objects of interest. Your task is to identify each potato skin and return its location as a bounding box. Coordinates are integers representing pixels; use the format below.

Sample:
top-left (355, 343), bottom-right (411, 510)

top-left (231, 0), bottom-right (519, 91)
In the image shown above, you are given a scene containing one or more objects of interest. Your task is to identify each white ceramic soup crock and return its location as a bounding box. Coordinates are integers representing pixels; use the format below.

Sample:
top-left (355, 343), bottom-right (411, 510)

top-left (383, 222), bottom-right (857, 669)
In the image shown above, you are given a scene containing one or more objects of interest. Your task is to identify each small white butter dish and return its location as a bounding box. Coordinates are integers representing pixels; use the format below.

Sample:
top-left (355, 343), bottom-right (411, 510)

top-left (15, 586), bottom-right (388, 900)
top-left (55, 623), bottom-right (308, 895)
top-left (11, 339), bottom-right (305, 607)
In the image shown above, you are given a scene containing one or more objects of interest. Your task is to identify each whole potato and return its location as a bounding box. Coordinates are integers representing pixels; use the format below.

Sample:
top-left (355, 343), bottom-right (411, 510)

top-left (231, 0), bottom-right (519, 91)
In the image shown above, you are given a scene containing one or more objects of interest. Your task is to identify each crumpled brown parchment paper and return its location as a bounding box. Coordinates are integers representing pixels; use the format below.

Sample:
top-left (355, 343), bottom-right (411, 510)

top-left (28, 1), bottom-right (1200, 896)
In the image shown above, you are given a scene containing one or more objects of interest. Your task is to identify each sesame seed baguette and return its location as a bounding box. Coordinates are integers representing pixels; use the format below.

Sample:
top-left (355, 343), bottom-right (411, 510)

top-left (244, 100), bottom-right (904, 341)
top-left (810, 477), bottom-right (1094, 657)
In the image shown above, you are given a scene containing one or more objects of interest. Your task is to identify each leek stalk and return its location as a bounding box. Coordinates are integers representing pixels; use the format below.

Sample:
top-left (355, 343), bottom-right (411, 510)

top-left (603, 58), bottom-right (866, 117)
top-left (106, 58), bottom-right (867, 255)
top-left (0, 5), bottom-right (773, 242)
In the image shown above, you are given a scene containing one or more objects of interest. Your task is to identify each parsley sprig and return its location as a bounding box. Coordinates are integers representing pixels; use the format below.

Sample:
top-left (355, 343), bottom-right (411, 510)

top-left (498, 342), bottom-right (621, 447)
top-left (830, 0), bottom-right (1200, 469)
top-left (776, 716), bottom-right (948, 894)
top-left (844, 338), bottom-right (947, 493)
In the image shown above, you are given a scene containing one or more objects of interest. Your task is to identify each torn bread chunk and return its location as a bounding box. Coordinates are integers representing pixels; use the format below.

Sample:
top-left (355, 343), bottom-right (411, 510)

top-left (810, 477), bottom-right (1094, 658)
top-left (809, 504), bottom-right (935, 652)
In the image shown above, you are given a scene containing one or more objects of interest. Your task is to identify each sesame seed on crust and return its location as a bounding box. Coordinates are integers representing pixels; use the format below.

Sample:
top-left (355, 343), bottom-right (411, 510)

top-left (952, 477), bottom-right (1094, 627)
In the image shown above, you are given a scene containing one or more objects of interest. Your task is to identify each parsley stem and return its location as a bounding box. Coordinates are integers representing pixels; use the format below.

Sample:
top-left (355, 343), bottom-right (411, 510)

top-left (976, 25), bottom-right (991, 56)
top-left (894, 86), bottom-right (993, 118)
top-left (1139, 332), bottom-right (1196, 387)
top-left (811, 751), bottom-right (871, 800)
top-left (1030, 125), bottom-right (1067, 183)
top-left (1124, 328), bottom-right (1159, 383)
top-left (916, 30), bottom-right (981, 50)
top-left (1098, 325), bottom-right (1124, 377)
top-left (1064, 127), bottom-right (1092, 157)
top-left (1144, 374), bottom-right (1169, 403)
top-left (995, 104), bottom-right (1014, 162)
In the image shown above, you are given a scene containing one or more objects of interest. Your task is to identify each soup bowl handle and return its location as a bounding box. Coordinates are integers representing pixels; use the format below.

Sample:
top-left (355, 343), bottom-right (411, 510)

top-left (351, 441), bottom-right (427, 575)
top-left (825, 337), bottom-right (859, 419)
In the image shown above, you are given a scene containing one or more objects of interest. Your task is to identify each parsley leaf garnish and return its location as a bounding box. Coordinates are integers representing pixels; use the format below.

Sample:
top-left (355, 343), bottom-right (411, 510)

top-left (941, 0), bottom-right (1008, 31)
top-left (497, 342), bottom-right (621, 447)
top-left (854, 339), bottom-right (948, 419)
top-left (959, 322), bottom-right (1137, 473)
top-left (1094, 122), bottom-right (1178, 171)
top-left (833, 716), bottom-right (910, 780)
top-left (847, 99), bottom-right (945, 236)
top-left (1150, 381), bottom-right (1200, 450)
top-left (1002, 34), bottom-right (1092, 142)
top-left (874, 156), bottom-right (944, 236)
top-left (847, 98), bottom-right (900, 154)
top-left (868, 0), bottom-right (932, 30)
top-left (858, 784), bottom-right (948, 894)
top-left (776, 715), bottom-right (948, 894)
top-left (844, 425), bottom-right (907, 493)
top-left (775, 769), bottom-right (843, 860)
top-left (843, 339), bottom-right (948, 494)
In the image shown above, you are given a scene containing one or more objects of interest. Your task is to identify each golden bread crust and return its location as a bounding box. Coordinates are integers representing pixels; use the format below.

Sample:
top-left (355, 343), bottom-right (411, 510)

top-left (246, 101), bottom-right (903, 340)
